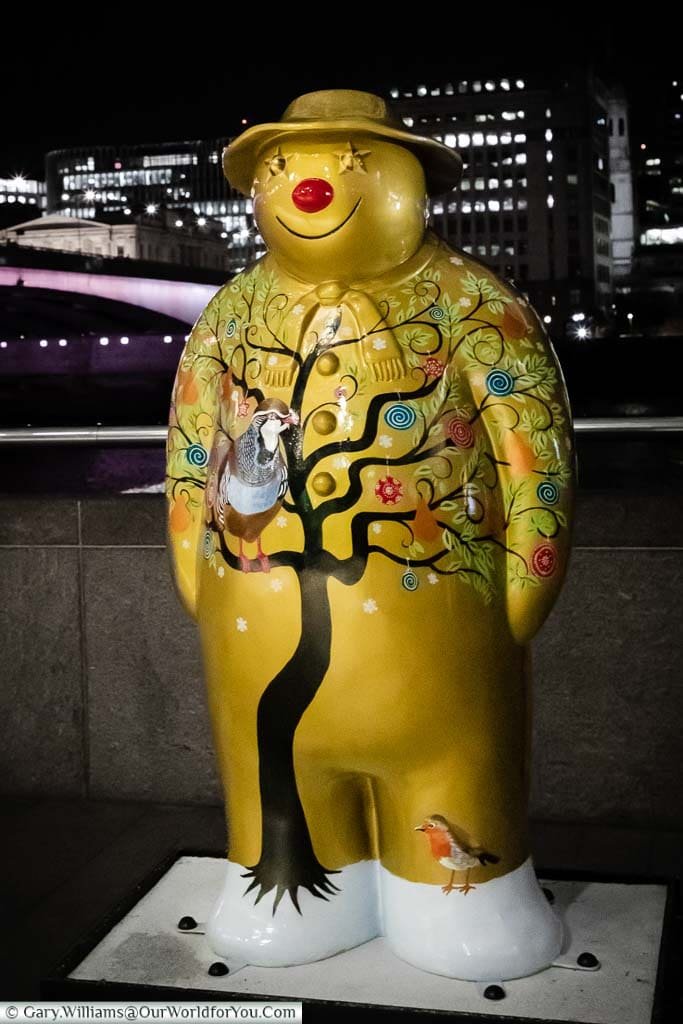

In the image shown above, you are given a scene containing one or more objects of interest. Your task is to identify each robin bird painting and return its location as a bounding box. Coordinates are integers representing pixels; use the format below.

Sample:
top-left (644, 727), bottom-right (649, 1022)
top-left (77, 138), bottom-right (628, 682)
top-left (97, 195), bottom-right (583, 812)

top-left (166, 89), bottom-right (573, 980)
top-left (415, 815), bottom-right (500, 895)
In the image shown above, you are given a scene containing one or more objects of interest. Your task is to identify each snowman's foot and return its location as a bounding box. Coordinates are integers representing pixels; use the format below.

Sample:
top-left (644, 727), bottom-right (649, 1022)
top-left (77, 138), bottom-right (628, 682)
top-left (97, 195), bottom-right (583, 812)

top-left (381, 856), bottom-right (563, 981)
top-left (206, 859), bottom-right (380, 967)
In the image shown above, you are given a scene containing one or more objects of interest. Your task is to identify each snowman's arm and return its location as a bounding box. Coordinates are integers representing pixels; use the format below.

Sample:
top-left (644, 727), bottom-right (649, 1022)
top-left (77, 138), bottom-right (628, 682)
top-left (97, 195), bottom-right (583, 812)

top-left (165, 301), bottom-right (222, 620)
top-left (465, 303), bottom-right (575, 646)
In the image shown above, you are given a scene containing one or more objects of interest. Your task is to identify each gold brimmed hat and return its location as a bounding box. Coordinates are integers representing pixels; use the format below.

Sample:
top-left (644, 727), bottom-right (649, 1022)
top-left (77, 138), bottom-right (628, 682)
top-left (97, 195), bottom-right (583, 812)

top-left (223, 89), bottom-right (463, 197)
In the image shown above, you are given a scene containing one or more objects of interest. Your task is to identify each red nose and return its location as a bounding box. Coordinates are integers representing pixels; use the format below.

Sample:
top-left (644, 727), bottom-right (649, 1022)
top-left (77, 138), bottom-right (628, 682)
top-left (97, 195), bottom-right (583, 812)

top-left (291, 178), bottom-right (334, 213)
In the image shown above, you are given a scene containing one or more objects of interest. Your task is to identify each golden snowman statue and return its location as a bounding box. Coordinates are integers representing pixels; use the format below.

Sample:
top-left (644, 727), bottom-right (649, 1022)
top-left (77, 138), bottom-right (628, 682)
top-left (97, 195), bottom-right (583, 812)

top-left (166, 90), bottom-right (575, 981)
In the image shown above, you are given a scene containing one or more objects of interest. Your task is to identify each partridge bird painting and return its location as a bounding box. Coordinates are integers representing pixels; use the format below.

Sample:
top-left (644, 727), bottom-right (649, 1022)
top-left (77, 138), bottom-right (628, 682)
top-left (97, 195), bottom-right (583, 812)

top-left (415, 815), bottom-right (500, 894)
top-left (207, 398), bottom-right (298, 573)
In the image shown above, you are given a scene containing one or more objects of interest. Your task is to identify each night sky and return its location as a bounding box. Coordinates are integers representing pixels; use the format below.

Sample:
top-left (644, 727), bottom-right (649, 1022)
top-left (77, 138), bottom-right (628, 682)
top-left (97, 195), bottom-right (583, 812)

top-left (2, 18), bottom-right (679, 180)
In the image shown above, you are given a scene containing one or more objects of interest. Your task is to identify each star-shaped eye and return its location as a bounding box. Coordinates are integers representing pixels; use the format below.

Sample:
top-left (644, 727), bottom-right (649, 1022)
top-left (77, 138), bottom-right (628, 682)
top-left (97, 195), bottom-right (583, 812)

top-left (335, 141), bottom-right (371, 174)
top-left (264, 147), bottom-right (288, 177)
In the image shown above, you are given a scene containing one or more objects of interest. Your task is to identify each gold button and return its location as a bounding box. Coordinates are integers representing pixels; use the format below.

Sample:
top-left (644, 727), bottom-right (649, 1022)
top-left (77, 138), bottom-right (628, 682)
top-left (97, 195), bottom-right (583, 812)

top-left (316, 352), bottom-right (340, 376)
top-left (312, 410), bottom-right (337, 435)
top-left (311, 472), bottom-right (336, 496)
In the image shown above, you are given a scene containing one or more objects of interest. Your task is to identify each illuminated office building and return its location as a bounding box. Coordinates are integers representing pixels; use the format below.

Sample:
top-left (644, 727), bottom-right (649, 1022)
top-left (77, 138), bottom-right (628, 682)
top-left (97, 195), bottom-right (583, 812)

top-left (0, 176), bottom-right (47, 227)
top-left (45, 140), bottom-right (263, 271)
top-left (389, 70), bottom-right (615, 323)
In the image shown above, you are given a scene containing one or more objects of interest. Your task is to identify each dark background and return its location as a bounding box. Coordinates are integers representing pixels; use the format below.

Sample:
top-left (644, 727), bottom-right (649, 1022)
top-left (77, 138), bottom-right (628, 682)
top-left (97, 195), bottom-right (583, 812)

top-left (2, 16), bottom-right (679, 178)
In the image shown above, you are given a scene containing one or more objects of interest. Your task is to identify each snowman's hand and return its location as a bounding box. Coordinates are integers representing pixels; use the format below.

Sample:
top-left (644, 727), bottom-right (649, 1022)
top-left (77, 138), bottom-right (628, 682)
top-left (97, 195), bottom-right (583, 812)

top-left (465, 288), bottom-right (575, 645)
top-left (165, 299), bottom-right (223, 620)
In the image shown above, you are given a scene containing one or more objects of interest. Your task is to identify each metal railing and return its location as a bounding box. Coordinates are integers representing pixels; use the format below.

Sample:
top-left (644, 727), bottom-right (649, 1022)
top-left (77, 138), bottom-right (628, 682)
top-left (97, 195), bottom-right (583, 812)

top-left (0, 418), bottom-right (682, 445)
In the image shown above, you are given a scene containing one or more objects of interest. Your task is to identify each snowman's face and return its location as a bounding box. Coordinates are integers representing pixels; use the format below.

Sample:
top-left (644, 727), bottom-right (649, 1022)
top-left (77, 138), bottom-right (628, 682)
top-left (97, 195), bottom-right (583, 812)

top-left (252, 133), bottom-right (427, 282)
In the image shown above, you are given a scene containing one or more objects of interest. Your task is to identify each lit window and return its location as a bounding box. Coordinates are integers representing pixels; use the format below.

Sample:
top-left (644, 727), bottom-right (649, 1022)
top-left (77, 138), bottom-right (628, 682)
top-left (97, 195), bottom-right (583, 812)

top-left (486, 133), bottom-right (498, 145)
top-left (432, 201), bottom-right (444, 214)
top-left (485, 81), bottom-right (495, 91)
top-left (390, 88), bottom-right (399, 98)
top-left (503, 197), bottom-right (514, 210)
top-left (500, 79), bottom-right (510, 91)
top-left (430, 87), bottom-right (441, 96)
top-left (444, 133), bottom-right (457, 148)
top-left (518, 198), bottom-right (528, 210)
top-left (516, 79), bottom-right (525, 88)
top-left (503, 178), bottom-right (513, 189)
top-left (547, 195), bottom-right (555, 208)
top-left (646, 157), bottom-right (661, 166)
top-left (473, 81), bottom-right (482, 92)
top-left (597, 156), bottom-right (605, 171)
top-left (475, 114), bottom-right (488, 123)
top-left (477, 244), bottom-right (487, 255)
top-left (460, 180), bottom-right (470, 190)
top-left (474, 178), bottom-right (485, 190)
top-left (546, 150), bottom-right (553, 162)
top-left (417, 85), bottom-right (427, 96)
top-left (472, 132), bottom-right (484, 146)
top-left (545, 128), bottom-right (553, 142)
top-left (515, 153), bottom-right (527, 165)
top-left (488, 178), bottom-right (499, 189)
top-left (458, 81), bottom-right (468, 93)
top-left (488, 199), bottom-right (500, 211)
top-left (514, 133), bottom-right (526, 143)
top-left (458, 133), bottom-right (471, 147)
top-left (474, 200), bottom-right (486, 212)
top-left (546, 108), bottom-right (552, 118)
top-left (502, 111), bottom-right (516, 121)
top-left (402, 117), bottom-right (414, 127)
top-left (500, 133), bottom-right (512, 145)
top-left (461, 201), bottom-right (472, 213)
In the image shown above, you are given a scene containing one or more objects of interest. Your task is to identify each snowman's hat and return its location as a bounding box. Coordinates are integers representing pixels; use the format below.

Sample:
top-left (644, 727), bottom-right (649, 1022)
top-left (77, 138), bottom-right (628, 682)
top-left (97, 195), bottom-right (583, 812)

top-left (223, 89), bottom-right (463, 197)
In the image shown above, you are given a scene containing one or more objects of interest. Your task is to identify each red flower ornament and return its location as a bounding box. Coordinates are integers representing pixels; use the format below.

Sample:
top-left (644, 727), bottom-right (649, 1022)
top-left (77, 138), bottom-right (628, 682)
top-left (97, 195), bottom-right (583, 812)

top-left (531, 544), bottom-right (556, 577)
top-left (375, 476), bottom-right (403, 505)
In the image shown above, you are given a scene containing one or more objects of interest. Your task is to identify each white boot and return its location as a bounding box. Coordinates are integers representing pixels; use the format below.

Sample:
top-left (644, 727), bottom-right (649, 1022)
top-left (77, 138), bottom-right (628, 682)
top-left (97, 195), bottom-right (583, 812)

top-left (206, 858), bottom-right (380, 966)
top-left (380, 856), bottom-right (563, 981)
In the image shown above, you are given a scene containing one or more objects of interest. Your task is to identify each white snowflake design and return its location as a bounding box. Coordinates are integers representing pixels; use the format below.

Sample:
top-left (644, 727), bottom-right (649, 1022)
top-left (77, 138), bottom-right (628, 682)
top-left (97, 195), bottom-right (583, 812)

top-left (363, 598), bottom-right (379, 614)
top-left (275, 515), bottom-right (287, 528)
top-left (371, 523), bottom-right (383, 534)
top-left (427, 572), bottom-right (439, 585)
top-left (217, 566), bottom-right (225, 578)
top-left (372, 338), bottom-right (387, 351)
top-left (267, 355), bottom-right (278, 366)
top-left (236, 617), bottom-right (248, 632)
top-left (292, 303), bottom-right (305, 315)
top-left (450, 256), bottom-right (464, 265)
top-left (270, 578), bottom-right (283, 592)
top-left (459, 296), bottom-right (472, 307)
top-left (378, 434), bottom-right (393, 449)
top-left (333, 455), bottom-right (351, 470)
top-left (181, 538), bottom-right (190, 549)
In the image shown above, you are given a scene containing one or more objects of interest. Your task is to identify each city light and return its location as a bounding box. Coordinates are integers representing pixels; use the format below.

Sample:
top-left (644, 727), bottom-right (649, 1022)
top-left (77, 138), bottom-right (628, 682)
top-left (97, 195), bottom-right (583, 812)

top-left (58, 339), bottom-right (68, 347)
top-left (84, 189), bottom-right (96, 202)
top-left (576, 326), bottom-right (589, 339)
top-left (163, 335), bottom-right (172, 343)
top-left (197, 217), bottom-right (206, 226)
top-left (571, 313), bottom-right (586, 322)
top-left (39, 340), bottom-right (48, 348)
top-left (146, 204), bottom-right (157, 214)
top-left (175, 219), bottom-right (183, 228)
top-left (99, 337), bottom-right (109, 346)
top-left (0, 342), bottom-right (6, 349)
top-left (120, 337), bottom-right (129, 345)
top-left (543, 315), bottom-right (552, 324)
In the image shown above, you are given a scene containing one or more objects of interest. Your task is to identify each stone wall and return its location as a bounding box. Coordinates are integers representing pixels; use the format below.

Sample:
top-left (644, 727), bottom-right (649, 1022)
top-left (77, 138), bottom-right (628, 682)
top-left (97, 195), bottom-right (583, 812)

top-left (1, 492), bottom-right (681, 826)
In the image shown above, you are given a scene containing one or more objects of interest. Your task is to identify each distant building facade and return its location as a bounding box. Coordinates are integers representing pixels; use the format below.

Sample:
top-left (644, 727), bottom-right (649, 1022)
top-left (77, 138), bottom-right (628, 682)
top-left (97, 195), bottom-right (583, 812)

top-left (389, 69), bottom-right (616, 325)
top-left (0, 176), bottom-right (47, 227)
top-left (45, 140), bottom-right (263, 271)
top-left (0, 212), bottom-right (231, 273)
top-left (607, 88), bottom-right (636, 279)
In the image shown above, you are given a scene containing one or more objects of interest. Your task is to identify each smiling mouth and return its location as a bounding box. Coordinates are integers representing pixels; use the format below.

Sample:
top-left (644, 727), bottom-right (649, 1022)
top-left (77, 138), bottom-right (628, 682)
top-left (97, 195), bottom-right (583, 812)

top-left (276, 197), bottom-right (362, 240)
